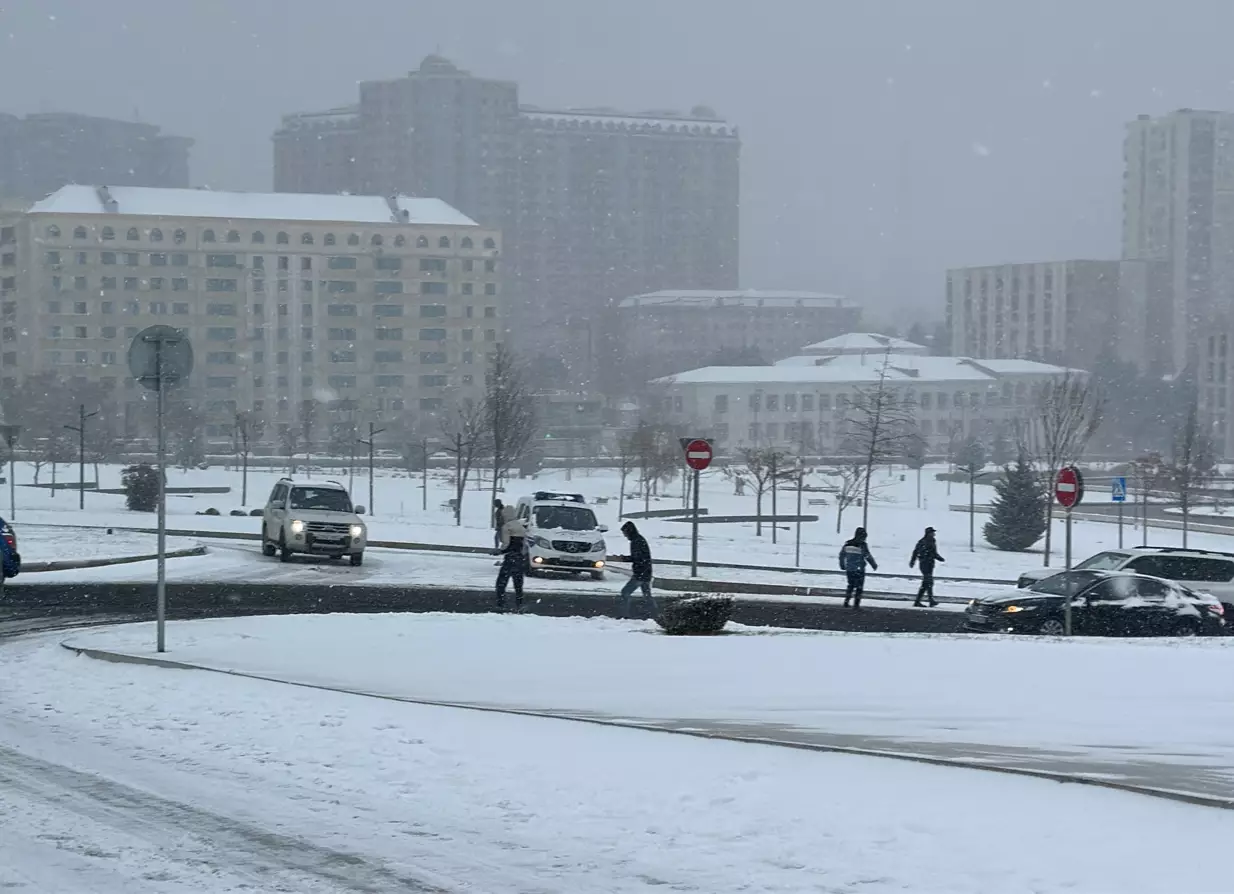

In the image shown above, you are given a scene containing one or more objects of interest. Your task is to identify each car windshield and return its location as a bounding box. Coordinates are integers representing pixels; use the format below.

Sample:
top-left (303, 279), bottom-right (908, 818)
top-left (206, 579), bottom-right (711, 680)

top-left (289, 487), bottom-right (352, 512)
top-left (1075, 551), bottom-right (1131, 571)
top-left (1028, 571), bottom-right (1104, 596)
top-left (534, 506), bottom-right (598, 531)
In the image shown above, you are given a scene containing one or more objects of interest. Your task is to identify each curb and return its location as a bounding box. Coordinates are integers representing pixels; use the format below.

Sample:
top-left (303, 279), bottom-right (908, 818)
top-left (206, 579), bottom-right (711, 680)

top-left (24, 545), bottom-right (206, 573)
top-left (60, 639), bottom-right (1234, 814)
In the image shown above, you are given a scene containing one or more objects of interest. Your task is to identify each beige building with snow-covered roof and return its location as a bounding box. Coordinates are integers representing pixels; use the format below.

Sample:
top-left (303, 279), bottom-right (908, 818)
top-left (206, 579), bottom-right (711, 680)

top-left (652, 333), bottom-right (1074, 455)
top-left (0, 185), bottom-right (502, 441)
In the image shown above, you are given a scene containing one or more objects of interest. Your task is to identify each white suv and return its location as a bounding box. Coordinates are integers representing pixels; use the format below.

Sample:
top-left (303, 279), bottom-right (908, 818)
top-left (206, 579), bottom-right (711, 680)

top-left (262, 478), bottom-right (367, 565)
top-left (514, 491), bottom-right (607, 580)
top-left (1018, 547), bottom-right (1234, 613)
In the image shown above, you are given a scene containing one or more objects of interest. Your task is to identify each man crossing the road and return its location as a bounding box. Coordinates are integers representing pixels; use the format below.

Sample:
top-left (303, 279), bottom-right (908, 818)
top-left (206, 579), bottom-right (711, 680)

top-left (840, 527), bottom-right (878, 609)
top-left (910, 526), bottom-right (944, 607)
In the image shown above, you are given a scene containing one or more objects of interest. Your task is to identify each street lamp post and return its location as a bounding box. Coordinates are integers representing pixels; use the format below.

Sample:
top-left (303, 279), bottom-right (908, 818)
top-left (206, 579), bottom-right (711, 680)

top-left (355, 422), bottom-right (386, 514)
top-left (63, 404), bottom-right (98, 510)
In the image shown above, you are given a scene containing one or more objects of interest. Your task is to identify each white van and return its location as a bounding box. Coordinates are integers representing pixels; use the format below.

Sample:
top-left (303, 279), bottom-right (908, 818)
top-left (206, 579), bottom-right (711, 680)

top-left (514, 491), bottom-right (607, 580)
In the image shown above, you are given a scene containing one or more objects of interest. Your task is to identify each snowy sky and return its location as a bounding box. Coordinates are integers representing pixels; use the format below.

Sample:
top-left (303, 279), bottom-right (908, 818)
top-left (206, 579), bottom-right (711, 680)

top-left (3, 0), bottom-right (1233, 321)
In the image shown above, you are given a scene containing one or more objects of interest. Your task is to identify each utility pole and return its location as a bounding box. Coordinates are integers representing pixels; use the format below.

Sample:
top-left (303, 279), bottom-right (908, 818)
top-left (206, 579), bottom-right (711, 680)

top-left (453, 432), bottom-right (463, 525)
top-left (63, 404), bottom-right (97, 510)
top-left (421, 438), bottom-right (429, 511)
top-left (770, 451), bottom-right (779, 545)
top-left (356, 422), bottom-right (386, 514)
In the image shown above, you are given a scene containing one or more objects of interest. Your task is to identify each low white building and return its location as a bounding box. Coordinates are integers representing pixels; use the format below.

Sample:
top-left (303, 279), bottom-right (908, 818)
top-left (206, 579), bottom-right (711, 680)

top-left (653, 334), bottom-right (1073, 454)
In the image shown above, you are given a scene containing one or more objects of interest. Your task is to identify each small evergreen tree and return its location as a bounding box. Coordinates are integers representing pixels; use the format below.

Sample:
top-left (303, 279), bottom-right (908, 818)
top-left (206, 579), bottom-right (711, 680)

top-left (984, 452), bottom-right (1048, 551)
top-left (121, 463), bottom-right (160, 512)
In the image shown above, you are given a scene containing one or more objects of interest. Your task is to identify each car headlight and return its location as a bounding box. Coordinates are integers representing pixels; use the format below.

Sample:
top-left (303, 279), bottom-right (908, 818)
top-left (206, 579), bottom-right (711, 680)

top-left (592, 539), bottom-right (606, 552)
top-left (289, 519), bottom-right (305, 534)
top-left (1003, 604), bottom-right (1036, 613)
top-left (533, 536), bottom-right (551, 548)
top-left (349, 524), bottom-right (365, 538)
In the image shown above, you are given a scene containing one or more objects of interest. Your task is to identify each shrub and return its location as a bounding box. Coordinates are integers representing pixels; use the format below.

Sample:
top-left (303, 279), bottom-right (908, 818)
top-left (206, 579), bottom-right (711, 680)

top-left (249, 508), bottom-right (263, 517)
top-left (656, 595), bottom-right (733, 636)
top-left (230, 509), bottom-right (246, 517)
top-left (120, 464), bottom-right (160, 512)
top-left (204, 507), bottom-right (220, 516)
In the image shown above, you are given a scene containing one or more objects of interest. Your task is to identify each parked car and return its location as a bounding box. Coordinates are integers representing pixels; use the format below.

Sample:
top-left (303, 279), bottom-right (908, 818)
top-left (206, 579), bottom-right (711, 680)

top-left (1016, 547), bottom-right (1234, 616)
top-left (965, 570), bottom-right (1226, 637)
top-left (0, 519), bottom-right (20, 586)
top-left (513, 491), bottom-right (607, 580)
top-left (261, 478), bottom-right (367, 565)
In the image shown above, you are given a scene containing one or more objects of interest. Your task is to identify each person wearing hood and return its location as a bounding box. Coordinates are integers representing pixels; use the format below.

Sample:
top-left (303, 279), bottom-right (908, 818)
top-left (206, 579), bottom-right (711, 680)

top-left (909, 526), bottom-right (945, 607)
top-left (839, 527), bottom-right (877, 609)
top-left (619, 521), bottom-right (659, 619)
top-left (494, 504), bottom-right (527, 612)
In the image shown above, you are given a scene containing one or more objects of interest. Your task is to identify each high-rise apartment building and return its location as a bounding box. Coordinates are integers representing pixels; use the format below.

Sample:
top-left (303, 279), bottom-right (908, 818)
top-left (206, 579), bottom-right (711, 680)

top-left (0, 185), bottom-right (499, 441)
top-left (272, 55), bottom-right (740, 389)
top-left (0, 113), bottom-right (191, 200)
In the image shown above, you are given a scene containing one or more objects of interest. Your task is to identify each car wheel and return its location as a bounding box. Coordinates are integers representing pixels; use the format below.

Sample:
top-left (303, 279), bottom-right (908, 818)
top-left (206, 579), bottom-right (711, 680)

top-left (1173, 620), bottom-right (1200, 637)
top-left (279, 533), bottom-right (292, 563)
top-left (261, 533), bottom-right (276, 558)
top-left (1037, 618), bottom-right (1067, 636)
top-left (350, 552), bottom-right (363, 567)
top-left (591, 571), bottom-right (604, 581)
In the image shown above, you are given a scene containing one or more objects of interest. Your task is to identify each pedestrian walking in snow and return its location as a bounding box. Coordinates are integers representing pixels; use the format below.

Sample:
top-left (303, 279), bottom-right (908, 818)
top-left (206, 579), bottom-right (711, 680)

top-left (619, 521), bottom-right (659, 619)
top-left (910, 526), bottom-right (944, 607)
top-left (839, 527), bottom-right (877, 609)
top-left (491, 499), bottom-right (505, 549)
top-left (494, 505), bottom-right (526, 612)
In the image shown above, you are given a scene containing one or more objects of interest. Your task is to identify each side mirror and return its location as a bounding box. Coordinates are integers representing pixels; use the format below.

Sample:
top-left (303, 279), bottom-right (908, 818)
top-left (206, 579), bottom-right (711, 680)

top-left (598, 525), bottom-right (609, 533)
top-left (354, 505), bottom-right (366, 515)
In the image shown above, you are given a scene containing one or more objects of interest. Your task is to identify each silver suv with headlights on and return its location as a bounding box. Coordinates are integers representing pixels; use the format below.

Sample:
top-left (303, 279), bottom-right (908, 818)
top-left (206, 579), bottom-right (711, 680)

top-left (261, 478), bottom-right (367, 565)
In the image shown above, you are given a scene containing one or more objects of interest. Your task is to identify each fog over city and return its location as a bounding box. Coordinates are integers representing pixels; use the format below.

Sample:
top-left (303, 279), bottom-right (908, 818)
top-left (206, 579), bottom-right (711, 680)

top-left (7, 0), bottom-right (1233, 315)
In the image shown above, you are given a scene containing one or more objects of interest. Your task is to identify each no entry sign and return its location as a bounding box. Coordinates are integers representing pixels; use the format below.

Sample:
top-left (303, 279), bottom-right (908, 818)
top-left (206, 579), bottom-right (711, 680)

top-left (684, 438), bottom-right (713, 471)
top-left (1055, 465), bottom-right (1084, 509)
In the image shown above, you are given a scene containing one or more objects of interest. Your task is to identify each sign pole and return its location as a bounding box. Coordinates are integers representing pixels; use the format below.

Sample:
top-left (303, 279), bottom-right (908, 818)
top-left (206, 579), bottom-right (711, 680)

top-left (690, 467), bottom-right (700, 578)
top-left (155, 341), bottom-right (167, 653)
top-left (1118, 499), bottom-right (1124, 549)
top-left (0, 425), bottom-right (20, 521)
top-left (1064, 507), bottom-right (1073, 636)
top-left (794, 463), bottom-right (804, 568)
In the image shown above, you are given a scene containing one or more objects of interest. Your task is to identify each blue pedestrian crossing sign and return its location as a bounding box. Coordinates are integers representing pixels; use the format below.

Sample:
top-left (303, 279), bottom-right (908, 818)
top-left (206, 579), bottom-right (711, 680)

top-left (1111, 476), bottom-right (1127, 503)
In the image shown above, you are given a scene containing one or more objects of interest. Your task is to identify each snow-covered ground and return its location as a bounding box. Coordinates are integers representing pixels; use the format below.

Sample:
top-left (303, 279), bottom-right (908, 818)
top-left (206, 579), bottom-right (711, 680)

top-left (0, 623), bottom-right (1229, 892)
top-left (9, 460), bottom-right (1233, 585)
top-left (18, 525), bottom-right (197, 565)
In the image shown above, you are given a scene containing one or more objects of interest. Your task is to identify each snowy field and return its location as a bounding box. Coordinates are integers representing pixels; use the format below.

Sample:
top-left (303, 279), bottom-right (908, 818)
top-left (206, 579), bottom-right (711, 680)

top-left (0, 623), bottom-right (1228, 892)
top-left (18, 525), bottom-right (197, 565)
top-left (7, 459), bottom-right (1234, 587)
top-left (73, 612), bottom-right (1234, 784)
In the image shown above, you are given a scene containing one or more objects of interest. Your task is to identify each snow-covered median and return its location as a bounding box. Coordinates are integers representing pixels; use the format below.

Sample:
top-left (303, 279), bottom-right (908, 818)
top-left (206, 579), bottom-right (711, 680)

top-left (18, 525), bottom-right (199, 565)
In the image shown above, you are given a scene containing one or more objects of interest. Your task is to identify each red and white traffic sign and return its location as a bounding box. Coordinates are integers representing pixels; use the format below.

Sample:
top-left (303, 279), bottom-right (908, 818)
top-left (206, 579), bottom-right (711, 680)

top-left (1055, 465), bottom-right (1084, 509)
top-left (683, 438), bottom-right (713, 471)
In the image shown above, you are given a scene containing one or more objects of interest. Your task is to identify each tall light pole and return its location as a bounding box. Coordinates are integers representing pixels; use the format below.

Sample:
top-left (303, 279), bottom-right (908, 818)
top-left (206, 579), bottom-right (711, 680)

top-left (356, 422), bottom-right (386, 513)
top-left (63, 404), bottom-right (98, 510)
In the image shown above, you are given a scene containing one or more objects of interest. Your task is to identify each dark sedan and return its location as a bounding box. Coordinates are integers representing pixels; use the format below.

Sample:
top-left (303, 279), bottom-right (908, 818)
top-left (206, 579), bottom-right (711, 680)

top-left (964, 570), bottom-right (1226, 637)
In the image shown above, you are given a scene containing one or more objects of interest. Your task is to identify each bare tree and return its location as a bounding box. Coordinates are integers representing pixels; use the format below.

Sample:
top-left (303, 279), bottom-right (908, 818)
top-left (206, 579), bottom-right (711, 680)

top-left (841, 348), bottom-right (916, 528)
top-left (955, 435), bottom-right (988, 552)
top-left (278, 423), bottom-right (301, 475)
top-left (825, 462), bottom-right (866, 534)
top-left (902, 428), bottom-right (928, 509)
top-left (615, 428), bottom-right (639, 521)
top-left (736, 445), bottom-right (793, 536)
top-left (164, 396), bottom-right (205, 471)
top-left (231, 410), bottom-right (264, 506)
top-left (298, 399), bottom-right (319, 474)
top-left (440, 397), bottom-right (489, 525)
top-left (8, 372), bottom-right (65, 484)
top-left (484, 345), bottom-right (537, 508)
top-left (83, 404), bottom-right (124, 486)
top-left (1168, 401), bottom-right (1216, 549)
top-left (1018, 371), bottom-right (1104, 565)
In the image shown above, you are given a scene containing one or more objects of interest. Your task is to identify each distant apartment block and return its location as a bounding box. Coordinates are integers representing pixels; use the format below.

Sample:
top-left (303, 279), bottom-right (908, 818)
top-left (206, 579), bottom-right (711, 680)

top-left (613, 290), bottom-right (860, 384)
top-left (0, 185), bottom-right (500, 440)
top-left (0, 112), bottom-right (191, 200)
top-left (273, 55), bottom-right (740, 388)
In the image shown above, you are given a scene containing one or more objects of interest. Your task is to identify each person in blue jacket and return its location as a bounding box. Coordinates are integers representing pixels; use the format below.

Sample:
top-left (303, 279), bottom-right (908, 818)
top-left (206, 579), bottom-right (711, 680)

top-left (839, 527), bottom-right (877, 608)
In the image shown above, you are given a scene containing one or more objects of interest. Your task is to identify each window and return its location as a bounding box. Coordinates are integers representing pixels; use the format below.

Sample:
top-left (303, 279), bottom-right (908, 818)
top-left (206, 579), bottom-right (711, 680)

top-left (149, 301), bottom-right (167, 315)
top-left (324, 233), bottom-right (336, 246)
top-left (376, 256), bottom-right (401, 271)
top-left (461, 237), bottom-right (474, 249)
top-left (207, 327), bottom-right (237, 340)
top-left (47, 300), bottom-right (62, 314)
top-left (920, 392), bottom-right (932, 410)
top-left (938, 392), bottom-right (949, 410)
top-left (484, 306), bottom-right (497, 319)
top-left (330, 350), bottom-right (356, 363)
top-left (420, 351), bottom-right (447, 364)
top-left (420, 304), bottom-right (447, 318)
top-left (714, 395), bottom-right (728, 414)
top-left (101, 326), bottom-right (117, 339)
top-left (371, 234), bottom-right (383, 247)
top-left (126, 227), bottom-right (140, 241)
top-left (277, 280), bottom-right (288, 292)
top-left (274, 232), bottom-right (288, 245)
top-left (375, 374), bottom-right (404, 387)
top-left (171, 253), bottom-right (188, 266)
top-left (463, 259), bottom-right (474, 273)
top-left (301, 232), bottom-right (313, 245)
top-left (420, 374), bottom-right (448, 387)
top-left (1, 327), bottom-right (13, 343)
top-left (101, 251), bottom-right (116, 265)
top-left (485, 259), bottom-right (496, 273)
top-left (374, 304), bottom-right (404, 318)
top-left (392, 234), bottom-right (406, 248)
top-left (328, 375), bottom-right (356, 388)
top-left (419, 328), bottom-right (447, 341)
top-left (374, 282), bottom-right (404, 297)
top-left (785, 393), bottom-right (797, 412)
top-left (101, 302), bottom-right (113, 315)
top-left (483, 237), bottom-right (496, 250)
top-left (46, 225), bottom-right (61, 239)
top-left (150, 253), bottom-right (168, 267)
top-left (462, 283), bottom-right (474, 295)
top-left (419, 257), bottom-right (447, 272)
top-left (328, 327), bottom-right (357, 340)
top-left (206, 279), bottom-right (238, 292)
top-left (45, 250), bottom-right (61, 266)
top-left (420, 398), bottom-right (443, 411)
top-left (207, 376), bottom-right (237, 389)
top-left (206, 303), bottom-right (236, 316)
top-left (326, 304), bottom-right (357, 318)
top-left (202, 229), bottom-right (216, 243)
top-left (172, 277), bottom-right (188, 291)
top-left (484, 283), bottom-right (496, 296)
top-left (420, 281), bottom-right (447, 295)
top-left (276, 256), bottom-right (289, 272)
top-left (173, 228), bottom-right (187, 244)
top-left (73, 226), bottom-right (88, 240)
top-left (149, 277), bottom-right (164, 290)
top-left (327, 256), bottom-right (356, 270)
top-left (75, 251), bottom-right (88, 265)
top-left (173, 303), bottom-right (189, 315)
top-left (74, 276), bottom-right (87, 291)
top-left (347, 233), bottom-right (360, 246)
top-left (302, 327), bottom-right (313, 340)
top-left (802, 394), bottom-right (814, 412)
top-left (224, 230), bottom-right (239, 244)
top-left (207, 254), bottom-right (238, 267)
top-left (416, 235), bottom-right (429, 248)
top-left (101, 276), bottom-right (117, 291)
top-left (75, 351), bottom-right (88, 364)
top-left (101, 227), bottom-right (115, 241)
top-left (251, 231), bottom-right (265, 245)
top-left (484, 329), bottom-right (497, 342)
top-left (73, 301), bottom-right (87, 315)
top-left (48, 325), bottom-right (62, 338)
top-left (296, 256), bottom-right (310, 272)
top-left (462, 328), bottom-right (474, 342)
top-left (438, 236), bottom-right (451, 249)
top-left (376, 327), bottom-right (403, 341)
top-left (323, 281), bottom-right (354, 294)
top-left (124, 299), bottom-right (139, 315)
top-left (375, 350), bottom-right (403, 363)
top-left (461, 350), bottom-right (474, 364)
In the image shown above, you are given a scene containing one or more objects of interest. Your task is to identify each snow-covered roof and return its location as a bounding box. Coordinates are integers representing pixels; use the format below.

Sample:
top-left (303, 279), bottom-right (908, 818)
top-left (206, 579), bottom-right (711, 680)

top-left (618, 289), bottom-right (852, 310)
top-left (800, 332), bottom-right (927, 355)
top-left (278, 106), bottom-right (360, 130)
top-left (663, 353), bottom-right (1073, 387)
top-left (28, 186), bottom-right (479, 227)
top-left (521, 109), bottom-right (735, 136)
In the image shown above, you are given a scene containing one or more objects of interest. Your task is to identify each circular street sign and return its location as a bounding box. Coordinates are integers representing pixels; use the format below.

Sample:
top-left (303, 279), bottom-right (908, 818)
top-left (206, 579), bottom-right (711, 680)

top-left (684, 438), bottom-right (713, 471)
top-left (128, 325), bottom-right (193, 392)
top-left (1055, 465), bottom-right (1084, 509)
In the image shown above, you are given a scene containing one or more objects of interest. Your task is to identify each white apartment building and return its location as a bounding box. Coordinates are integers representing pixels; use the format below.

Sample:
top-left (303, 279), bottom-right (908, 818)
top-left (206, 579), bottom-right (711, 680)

top-left (654, 335), bottom-right (1071, 454)
top-left (0, 185), bottom-right (502, 440)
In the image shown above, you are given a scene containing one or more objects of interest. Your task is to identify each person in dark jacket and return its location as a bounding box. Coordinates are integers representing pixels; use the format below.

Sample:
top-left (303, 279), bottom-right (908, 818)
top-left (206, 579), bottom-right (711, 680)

top-left (909, 526), bottom-right (944, 607)
top-left (619, 521), bottom-right (659, 619)
top-left (494, 505), bottom-right (527, 611)
top-left (839, 527), bottom-right (877, 608)
top-left (492, 499), bottom-right (505, 549)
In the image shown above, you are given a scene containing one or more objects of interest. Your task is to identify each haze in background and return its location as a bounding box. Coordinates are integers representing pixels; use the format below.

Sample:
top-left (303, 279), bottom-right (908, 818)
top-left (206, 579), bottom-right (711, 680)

top-left (3, 0), bottom-right (1231, 322)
